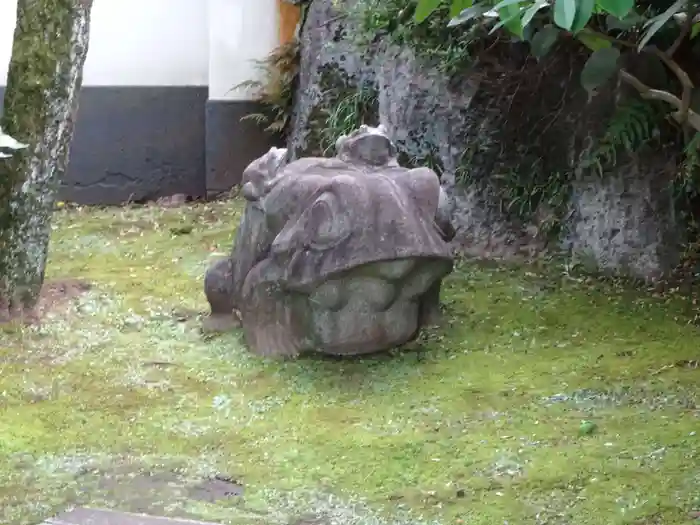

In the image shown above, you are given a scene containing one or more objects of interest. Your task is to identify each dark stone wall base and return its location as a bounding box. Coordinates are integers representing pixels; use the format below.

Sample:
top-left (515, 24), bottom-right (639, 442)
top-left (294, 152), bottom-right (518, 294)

top-left (205, 99), bottom-right (282, 197)
top-left (0, 87), bottom-right (280, 205)
top-left (64, 87), bottom-right (208, 205)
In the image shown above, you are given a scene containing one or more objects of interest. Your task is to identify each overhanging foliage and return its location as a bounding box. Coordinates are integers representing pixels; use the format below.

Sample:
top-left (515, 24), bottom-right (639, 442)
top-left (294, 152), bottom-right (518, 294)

top-left (416, 0), bottom-right (699, 138)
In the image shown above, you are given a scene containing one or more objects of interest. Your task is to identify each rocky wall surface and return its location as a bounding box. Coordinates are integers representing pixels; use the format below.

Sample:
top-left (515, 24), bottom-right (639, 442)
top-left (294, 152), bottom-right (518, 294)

top-left (287, 0), bottom-right (684, 281)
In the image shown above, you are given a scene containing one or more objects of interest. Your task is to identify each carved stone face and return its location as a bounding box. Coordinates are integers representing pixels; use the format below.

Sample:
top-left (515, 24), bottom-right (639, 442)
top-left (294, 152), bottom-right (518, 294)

top-left (335, 125), bottom-right (398, 167)
top-left (241, 146), bottom-right (288, 202)
top-left (204, 126), bottom-right (455, 357)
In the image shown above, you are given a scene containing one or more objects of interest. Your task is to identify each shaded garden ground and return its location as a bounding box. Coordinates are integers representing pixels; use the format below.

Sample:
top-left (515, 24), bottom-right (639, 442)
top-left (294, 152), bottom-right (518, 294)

top-left (0, 200), bottom-right (698, 525)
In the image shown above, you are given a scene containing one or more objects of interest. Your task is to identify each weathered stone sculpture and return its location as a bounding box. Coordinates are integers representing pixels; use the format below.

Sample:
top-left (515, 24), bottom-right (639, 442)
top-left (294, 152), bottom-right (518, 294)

top-left (204, 125), bottom-right (455, 357)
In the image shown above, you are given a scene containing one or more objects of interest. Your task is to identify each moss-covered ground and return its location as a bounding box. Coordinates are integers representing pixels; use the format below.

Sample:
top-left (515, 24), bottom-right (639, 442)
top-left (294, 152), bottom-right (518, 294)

top-left (1, 200), bottom-right (699, 525)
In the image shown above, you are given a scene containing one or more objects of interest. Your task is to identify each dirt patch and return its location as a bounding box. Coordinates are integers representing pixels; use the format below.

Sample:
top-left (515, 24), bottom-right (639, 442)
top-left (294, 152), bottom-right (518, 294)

top-left (188, 475), bottom-right (244, 502)
top-left (35, 460), bottom-right (245, 517)
top-left (90, 463), bottom-right (244, 513)
top-left (0, 278), bottom-right (91, 324)
top-left (37, 279), bottom-right (92, 316)
top-left (96, 473), bottom-right (244, 517)
top-left (95, 470), bottom-right (185, 515)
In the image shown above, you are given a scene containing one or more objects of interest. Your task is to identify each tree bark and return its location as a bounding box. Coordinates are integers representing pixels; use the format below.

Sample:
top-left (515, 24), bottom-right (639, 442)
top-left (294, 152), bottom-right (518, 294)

top-left (0, 0), bottom-right (93, 320)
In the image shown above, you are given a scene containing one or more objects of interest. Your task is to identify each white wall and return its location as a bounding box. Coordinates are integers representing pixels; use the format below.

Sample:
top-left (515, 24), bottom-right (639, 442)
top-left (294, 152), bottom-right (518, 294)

top-left (0, 0), bottom-right (279, 97)
top-left (0, 2), bottom-right (15, 85)
top-left (0, 0), bottom-right (209, 87)
top-left (208, 0), bottom-right (279, 101)
top-left (84, 0), bottom-right (209, 86)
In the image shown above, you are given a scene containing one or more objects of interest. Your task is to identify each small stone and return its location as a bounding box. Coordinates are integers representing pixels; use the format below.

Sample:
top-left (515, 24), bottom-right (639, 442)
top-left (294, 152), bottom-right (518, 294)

top-left (156, 193), bottom-right (187, 208)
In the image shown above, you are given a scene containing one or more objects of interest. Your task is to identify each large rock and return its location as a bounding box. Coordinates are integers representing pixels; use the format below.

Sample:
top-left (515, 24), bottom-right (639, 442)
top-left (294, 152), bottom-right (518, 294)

top-left (287, 0), bottom-right (683, 281)
top-left (287, 0), bottom-right (377, 158)
top-left (204, 125), bottom-right (454, 357)
top-left (564, 151), bottom-right (680, 280)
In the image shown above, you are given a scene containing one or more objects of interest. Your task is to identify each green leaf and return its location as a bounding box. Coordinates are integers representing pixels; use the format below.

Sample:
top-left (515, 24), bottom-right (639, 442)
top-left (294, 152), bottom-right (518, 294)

top-left (521, 0), bottom-right (549, 28)
top-left (553, 0), bottom-right (576, 30)
top-left (522, 22), bottom-right (536, 41)
top-left (492, 0), bottom-right (524, 11)
top-left (415, 0), bottom-right (443, 22)
top-left (571, 0), bottom-right (595, 33)
top-left (450, 0), bottom-right (473, 17)
top-left (579, 420), bottom-right (598, 436)
top-left (502, 3), bottom-right (525, 37)
top-left (447, 4), bottom-right (490, 26)
top-left (490, 4), bottom-right (524, 37)
top-left (597, 0), bottom-right (634, 19)
top-left (692, 21), bottom-right (700, 39)
top-left (580, 47), bottom-right (620, 93)
top-left (530, 25), bottom-right (561, 57)
top-left (576, 28), bottom-right (613, 50)
top-left (605, 12), bottom-right (645, 31)
top-left (638, 0), bottom-right (686, 50)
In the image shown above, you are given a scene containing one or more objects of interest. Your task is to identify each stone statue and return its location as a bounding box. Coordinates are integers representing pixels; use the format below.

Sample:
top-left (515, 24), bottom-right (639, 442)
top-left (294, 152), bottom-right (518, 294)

top-left (204, 125), bottom-right (455, 357)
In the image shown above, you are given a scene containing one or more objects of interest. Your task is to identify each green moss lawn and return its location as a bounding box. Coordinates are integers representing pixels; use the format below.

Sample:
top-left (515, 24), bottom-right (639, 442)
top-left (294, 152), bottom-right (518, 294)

top-left (1, 200), bottom-right (699, 525)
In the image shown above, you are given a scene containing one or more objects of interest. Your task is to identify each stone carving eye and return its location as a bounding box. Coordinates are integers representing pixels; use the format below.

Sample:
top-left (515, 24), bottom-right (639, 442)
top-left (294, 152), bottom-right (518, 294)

top-left (269, 190), bottom-right (351, 256)
top-left (304, 192), bottom-right (350, 250)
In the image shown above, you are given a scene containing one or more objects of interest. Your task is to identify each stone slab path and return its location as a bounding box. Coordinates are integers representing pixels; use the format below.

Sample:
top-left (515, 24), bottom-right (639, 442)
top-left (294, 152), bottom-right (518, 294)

top-left (42, 508), bottom-right (219, 525)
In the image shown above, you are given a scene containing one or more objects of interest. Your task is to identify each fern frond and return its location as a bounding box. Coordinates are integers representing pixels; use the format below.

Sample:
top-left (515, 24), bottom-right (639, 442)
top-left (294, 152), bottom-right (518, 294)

top-left (236, 40), bottom-right (301, 136)
top-left (679, 132), bottom-right (700, 187)
top-left (240, 113), bottom-right (270, 124)
top-left (685, 132), bottom-right (700, 157)
top-left (581, 99), bottom-right (659, 175)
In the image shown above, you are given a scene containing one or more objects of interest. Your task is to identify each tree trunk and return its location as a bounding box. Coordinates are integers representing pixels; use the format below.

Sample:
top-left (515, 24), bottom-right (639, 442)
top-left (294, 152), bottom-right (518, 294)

top-left (0, 0), bottom-right (93, 320)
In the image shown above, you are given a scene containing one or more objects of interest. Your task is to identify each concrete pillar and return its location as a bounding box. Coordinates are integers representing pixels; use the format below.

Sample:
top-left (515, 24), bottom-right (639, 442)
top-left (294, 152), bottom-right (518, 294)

top-left (205, 0), bottom-right (284, 197)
